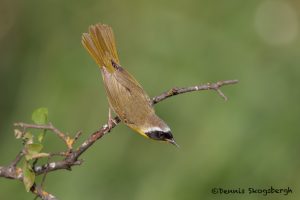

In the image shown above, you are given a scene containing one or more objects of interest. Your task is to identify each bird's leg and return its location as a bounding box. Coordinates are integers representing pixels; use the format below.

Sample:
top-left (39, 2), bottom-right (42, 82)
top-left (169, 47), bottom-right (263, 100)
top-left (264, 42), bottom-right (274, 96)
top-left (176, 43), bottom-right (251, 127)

top-left (107, 108), bottom-right (117, 131)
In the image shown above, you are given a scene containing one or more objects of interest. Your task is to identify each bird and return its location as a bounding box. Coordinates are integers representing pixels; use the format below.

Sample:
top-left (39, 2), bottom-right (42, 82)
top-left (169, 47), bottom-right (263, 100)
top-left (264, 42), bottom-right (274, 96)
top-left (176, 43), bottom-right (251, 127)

top-left (81, 23), bottom-right (178, 147)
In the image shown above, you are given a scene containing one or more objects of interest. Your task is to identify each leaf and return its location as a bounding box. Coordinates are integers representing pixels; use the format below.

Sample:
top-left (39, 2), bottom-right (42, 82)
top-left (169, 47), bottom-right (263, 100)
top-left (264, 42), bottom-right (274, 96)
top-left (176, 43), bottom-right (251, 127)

top-left (26, 143), bottom-right (43, 154)
top-left (32, 107), bottom-right (48, 125)
top-left (25, 143), bottom-right (43, 160)
top-left (38, 132), bottom-right (44, 143)
top-left (22, 160), bottom-right (35, 192)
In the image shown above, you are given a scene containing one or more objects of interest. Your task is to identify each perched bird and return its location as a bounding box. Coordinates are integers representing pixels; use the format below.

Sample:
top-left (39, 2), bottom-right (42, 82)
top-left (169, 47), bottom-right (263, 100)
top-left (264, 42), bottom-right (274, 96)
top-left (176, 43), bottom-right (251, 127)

top-left (82, 23), bottom-right (178, 146)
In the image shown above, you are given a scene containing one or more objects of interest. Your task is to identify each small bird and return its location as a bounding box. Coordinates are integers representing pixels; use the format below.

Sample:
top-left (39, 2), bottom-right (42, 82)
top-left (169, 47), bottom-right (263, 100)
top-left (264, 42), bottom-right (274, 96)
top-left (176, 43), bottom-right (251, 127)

top-left (82, 23), bottom-right (178, 147)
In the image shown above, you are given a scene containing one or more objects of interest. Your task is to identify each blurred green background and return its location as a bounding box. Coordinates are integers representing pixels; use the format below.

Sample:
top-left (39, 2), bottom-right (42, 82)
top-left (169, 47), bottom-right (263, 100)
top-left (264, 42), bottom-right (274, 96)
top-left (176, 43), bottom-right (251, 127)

top-left (1, 0), bottom-right (299, 199)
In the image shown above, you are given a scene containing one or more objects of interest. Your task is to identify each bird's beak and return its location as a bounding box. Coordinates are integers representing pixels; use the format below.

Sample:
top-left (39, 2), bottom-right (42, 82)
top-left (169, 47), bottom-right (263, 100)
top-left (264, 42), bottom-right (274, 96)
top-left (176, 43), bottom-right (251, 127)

top-left (166, 138), bottom-right (180, 148)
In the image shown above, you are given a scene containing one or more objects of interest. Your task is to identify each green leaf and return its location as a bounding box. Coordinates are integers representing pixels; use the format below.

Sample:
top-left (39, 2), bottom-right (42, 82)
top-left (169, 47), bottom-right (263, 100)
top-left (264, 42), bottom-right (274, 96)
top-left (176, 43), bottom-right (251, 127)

top-left (26, 143), bottom-right (43, 154)
top-left (32, 107), bottom-right (48, 124)
top-left (37, 130), bottom-right (47, 143)
top-left (37, 132), bottom-right (44, 143)
top-left (25, 143), bottom-right (43, 160)
top-left (22, 160), bottom-right (35, 192)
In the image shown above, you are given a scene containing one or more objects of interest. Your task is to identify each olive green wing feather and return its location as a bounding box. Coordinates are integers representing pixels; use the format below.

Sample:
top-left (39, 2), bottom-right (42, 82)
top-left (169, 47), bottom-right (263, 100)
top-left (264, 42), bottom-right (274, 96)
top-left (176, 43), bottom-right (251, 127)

top-left (101, 66), bottom-right (154, 124)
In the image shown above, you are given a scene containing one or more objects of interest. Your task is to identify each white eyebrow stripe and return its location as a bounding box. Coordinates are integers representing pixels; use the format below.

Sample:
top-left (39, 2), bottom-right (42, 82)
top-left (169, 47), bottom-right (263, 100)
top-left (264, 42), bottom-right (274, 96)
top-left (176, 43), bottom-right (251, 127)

top-left (145, 127), bottom-right (171, 133)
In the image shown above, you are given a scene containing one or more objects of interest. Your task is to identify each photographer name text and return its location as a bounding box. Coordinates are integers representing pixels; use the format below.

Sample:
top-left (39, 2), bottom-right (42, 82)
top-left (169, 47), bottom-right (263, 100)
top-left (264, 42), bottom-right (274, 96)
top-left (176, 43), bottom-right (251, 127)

top-left (211, 186), bottom-right (292, 196)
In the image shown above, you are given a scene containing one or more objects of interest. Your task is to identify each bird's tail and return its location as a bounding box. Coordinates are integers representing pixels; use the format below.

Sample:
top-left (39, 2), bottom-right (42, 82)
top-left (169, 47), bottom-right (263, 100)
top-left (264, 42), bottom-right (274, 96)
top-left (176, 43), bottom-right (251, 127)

top-left (82, 24), bottom-right (119, 73)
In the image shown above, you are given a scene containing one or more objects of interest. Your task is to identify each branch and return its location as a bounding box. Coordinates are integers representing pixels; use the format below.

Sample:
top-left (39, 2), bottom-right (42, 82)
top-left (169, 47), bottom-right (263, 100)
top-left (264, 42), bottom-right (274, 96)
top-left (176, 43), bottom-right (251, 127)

top-left (10, 151), bottom-right (24, 167)
top-left (13, 122), bottom-right (73, 150)
top-left (0, 166), bottom-right (57, 200)
top-left (152, 79), bottom-right (238, 104)
top-left (0, 79), bottom-right (238, 199)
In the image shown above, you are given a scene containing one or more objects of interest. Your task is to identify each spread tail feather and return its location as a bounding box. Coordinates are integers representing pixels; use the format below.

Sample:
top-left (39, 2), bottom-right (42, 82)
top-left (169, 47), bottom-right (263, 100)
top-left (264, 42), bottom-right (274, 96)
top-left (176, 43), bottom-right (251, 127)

top-left (82, 24), bottom-right (119, 72)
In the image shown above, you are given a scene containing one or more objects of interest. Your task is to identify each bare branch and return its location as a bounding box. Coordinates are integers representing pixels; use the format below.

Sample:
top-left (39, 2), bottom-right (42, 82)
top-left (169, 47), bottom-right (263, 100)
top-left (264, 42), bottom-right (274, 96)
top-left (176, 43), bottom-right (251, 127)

top-left (13, 122), bottom-right (74, 150)
top-left (10, 150), bottom-right (24, 167)
top-left (152, 79), bottom-right (238, 104)
top-left (0, 166), bottom-right (22, 180)
top-left (14, 123), bottom-right (64, 139)
top-left (73, 131), bottom-right (82, 143)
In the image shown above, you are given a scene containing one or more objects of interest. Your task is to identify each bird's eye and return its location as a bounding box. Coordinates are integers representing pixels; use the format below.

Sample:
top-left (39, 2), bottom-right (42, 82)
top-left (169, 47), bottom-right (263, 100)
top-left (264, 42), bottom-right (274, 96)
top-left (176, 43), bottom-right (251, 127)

top-left (155, 131), bottom-right (163, 139)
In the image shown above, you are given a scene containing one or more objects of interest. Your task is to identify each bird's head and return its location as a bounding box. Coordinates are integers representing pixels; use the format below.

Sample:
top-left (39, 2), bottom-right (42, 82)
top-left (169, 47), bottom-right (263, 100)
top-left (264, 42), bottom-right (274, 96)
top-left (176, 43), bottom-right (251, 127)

top-left (144, 128), bottom-right (179, 147)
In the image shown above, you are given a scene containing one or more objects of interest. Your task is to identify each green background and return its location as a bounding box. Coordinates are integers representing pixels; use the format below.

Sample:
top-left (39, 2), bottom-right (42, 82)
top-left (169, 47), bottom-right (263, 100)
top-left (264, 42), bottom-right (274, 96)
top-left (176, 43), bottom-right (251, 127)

top-left (1, 0), bottom-right (299, 199)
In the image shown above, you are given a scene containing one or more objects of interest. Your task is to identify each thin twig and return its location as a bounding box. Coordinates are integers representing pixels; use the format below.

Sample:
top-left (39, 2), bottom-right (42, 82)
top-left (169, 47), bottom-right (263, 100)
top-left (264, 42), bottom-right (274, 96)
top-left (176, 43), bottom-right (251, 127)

top-left (72, 117), bottom-right (121, 160)
top-left (49, 152), bottom-right (68, 157)
top-left (40, 157), bottom-right (51, 189)
top-left (14, 123), bottom-right (66, 141)
top-left (10, 150), bottom-right (24, 167)
top-left (152, 79), bottom-right (238, 104)
top-left (73, 131), bottom-right (82, 143)
top-left (14, 122), bottom-right (71, 149)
